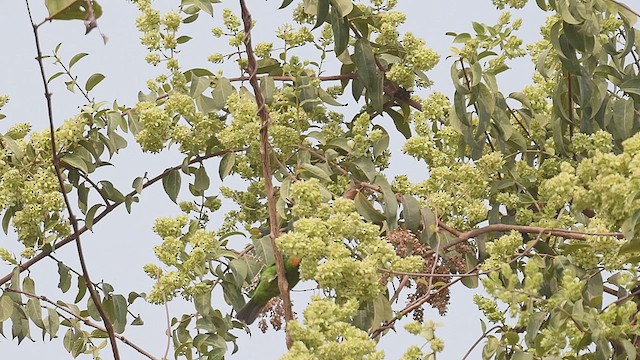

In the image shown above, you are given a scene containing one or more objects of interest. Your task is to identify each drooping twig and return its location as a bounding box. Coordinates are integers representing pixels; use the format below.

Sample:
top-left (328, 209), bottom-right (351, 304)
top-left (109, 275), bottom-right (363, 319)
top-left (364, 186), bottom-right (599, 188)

top-left (6, 288), bottom-right (159, 360)
top-left (25, 1), bottom-right (120, 357)
top-left (238, 0), bottom-right (294, 349)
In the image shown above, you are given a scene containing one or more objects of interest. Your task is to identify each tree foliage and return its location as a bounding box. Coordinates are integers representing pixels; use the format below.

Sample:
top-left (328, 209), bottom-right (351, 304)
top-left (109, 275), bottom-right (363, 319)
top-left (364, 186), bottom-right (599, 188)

top-left (1, 0), bottom-right (640, 359)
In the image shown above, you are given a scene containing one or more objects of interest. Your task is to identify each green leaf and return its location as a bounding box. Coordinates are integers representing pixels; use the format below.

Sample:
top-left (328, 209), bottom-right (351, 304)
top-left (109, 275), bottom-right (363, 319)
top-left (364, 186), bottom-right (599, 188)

top-left (370, 293), bottom-right (393, 329)
top-left (85, 204), bottom-right (103, 231)
top-left (260, 76), bottom-right (276, 105)
top-left (374, 176), bottom-right (397, 230)
top-left (194, 166), bottom-right (210, 192)
top-left (252, 235), bottom-right (274, 266)
top-left (57, 263), bottom-right (71, 293)
top-left (45, 0), bottom-right (103, 21)
top-left (162, 169), bottom-right (181, 203)
top-left (313, 0), bottom-right (330, 29)
top-left (75, 277), bottom-right (87, 303)
top-left (318, 88), bottom-right (345, 106)
top-left (300, 163), bottom-right (332, 182)
top-left (48, 71), bottom-right (65, 83)
top-left (189, 75), bottom-right (211, 97)
top-left (330, 0), bottom-right (353, 17)
top-left (354, 192), bottom-right (386, 223)
top-left (219, 152), bottom-right (235, 180)
top-left (212, 77), bottom-right (235, 110)
top-left (68, 52), bottom-right (89, 69)
top-left (60, 154), bottom-right (89, 174)
top-left (132, 176), bottom-right (144, 194)
top-left (482, 336), bottom-right (499, 359)
top-left (612, 97), bottom-right (635, 141)
top-left (0, 294), bottom-right (13, 322)
top-left (85, 73), bottom-right (105, 92)
top-left (176, 35), bottom-right (192, 44)
top-left (99, 180), bottom-right (126, 203)
top-left (401, 195), bottom-right (421, 232)
top-left (26, 298), bottom-right (45, 329)
top-left (354, 39), bottom-right (380, 100)
top-left (385, 107), bottom-right (411, 139)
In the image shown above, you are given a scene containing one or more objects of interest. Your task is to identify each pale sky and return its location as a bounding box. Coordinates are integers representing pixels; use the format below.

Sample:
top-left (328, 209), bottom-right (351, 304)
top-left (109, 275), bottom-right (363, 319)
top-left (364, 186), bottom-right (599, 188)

top-left (0, 1), bottom-right (544, 358)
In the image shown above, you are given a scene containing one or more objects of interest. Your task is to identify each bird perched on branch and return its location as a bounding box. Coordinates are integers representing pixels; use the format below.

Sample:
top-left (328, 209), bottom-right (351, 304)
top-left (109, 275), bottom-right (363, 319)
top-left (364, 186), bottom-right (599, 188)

top-left (236, 256), bottom-right (301, 325)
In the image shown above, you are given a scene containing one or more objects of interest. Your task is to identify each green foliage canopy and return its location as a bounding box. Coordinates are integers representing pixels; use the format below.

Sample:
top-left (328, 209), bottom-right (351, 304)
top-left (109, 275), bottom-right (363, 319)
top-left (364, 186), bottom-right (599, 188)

top-left (1, 0), bottom-right (640, 359)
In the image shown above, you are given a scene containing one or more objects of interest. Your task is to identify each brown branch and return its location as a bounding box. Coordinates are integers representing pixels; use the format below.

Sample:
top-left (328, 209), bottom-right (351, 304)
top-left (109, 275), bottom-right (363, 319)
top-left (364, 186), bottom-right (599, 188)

top-left (239, 0), bottom-right (294, 349)
top-left (0, 150), bottom-right (238, 287)
top-left (6, 288), bottom-right (159, 360)
top-left (439, 223), bottom-right (625, 252)
top-left (25, 2), bottom-right (120, 357)
top-left (227, 73), bottom-right (356, 82)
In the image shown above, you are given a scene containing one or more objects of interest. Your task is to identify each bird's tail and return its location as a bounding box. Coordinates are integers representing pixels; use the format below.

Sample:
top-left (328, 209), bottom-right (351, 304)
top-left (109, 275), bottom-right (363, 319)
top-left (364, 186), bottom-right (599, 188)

top-left (236, 298), bottom-right (263, 325)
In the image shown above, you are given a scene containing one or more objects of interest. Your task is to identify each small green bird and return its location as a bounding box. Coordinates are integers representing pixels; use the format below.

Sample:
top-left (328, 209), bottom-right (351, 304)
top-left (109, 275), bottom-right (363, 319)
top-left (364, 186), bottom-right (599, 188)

top-left (236, 256), bottom-right (301, 325)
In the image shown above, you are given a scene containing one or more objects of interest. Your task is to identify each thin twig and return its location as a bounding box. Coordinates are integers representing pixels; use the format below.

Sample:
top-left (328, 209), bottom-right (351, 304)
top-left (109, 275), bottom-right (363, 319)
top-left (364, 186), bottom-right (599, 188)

top-left (238, 0), bottom-right (294, 348)
top-left (461, 325), bottom-right (502, 360)
top-left (6, 288), bottom-right (159, 360)
top-left (25, 1), bottom-right (120, 357)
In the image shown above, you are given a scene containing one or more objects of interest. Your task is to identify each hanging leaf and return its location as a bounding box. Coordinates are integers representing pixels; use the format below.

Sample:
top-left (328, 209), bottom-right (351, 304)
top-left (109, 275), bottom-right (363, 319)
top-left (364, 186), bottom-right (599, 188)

top-left (162, 169), bottom-right (181, 203)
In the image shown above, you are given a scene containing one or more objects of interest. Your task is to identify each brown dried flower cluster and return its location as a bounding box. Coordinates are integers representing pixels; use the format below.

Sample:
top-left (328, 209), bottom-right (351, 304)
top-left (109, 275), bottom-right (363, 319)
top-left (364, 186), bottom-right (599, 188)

top-left (387, 228), bottom-right (473, 321)
top-left (257, 297), bottom-right (286, 333)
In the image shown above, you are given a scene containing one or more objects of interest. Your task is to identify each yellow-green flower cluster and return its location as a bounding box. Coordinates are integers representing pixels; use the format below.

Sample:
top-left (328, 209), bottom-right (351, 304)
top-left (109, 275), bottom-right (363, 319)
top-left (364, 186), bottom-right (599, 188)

top-left (492, 0), bottom-right (528, 9)
top-left (217, 93), bottom-right (260, 149)
top-left (279, 182), bottom-right (422, 300)
top-left (410, 162), bottom-right (490, 229)
top-left (474, 295), bottom-right (505, 323)
top-left (282, 297), bottom-right (384, 360)
top-left (0, 95), bottom-right (9, 109)
top-left (135, 101), bottom-right (172, 153)
top-left (482, 231), bottom-right (523, 270)
top-left (277, 25), bottom-right (314, 48)
top-left (5, 167), bottom-right (68, 247)
top-left (403, 320), bottom-right (445, 355)
top-left (146, 214), bottom-right (221, 303)
top-left (0, 247), bottom-right (17, 265)
top-left (375, 11), bottom-right (406, 46)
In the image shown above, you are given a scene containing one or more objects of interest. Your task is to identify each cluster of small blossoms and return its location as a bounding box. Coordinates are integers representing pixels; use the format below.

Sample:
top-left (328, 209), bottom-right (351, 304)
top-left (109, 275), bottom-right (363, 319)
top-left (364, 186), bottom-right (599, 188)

top-left (283, 297), bottom-right (384, 360)
top-left (370, 0), bottom-right (398, 11)
top-left (474, 295), bottom-right (505, 323)
top-left (402, 320), bottom-right (445, 356)
top-left (277, 24), bottom-right (314, 49)
top-left (535, 132), bottom-right (640, 235)
top-left (374, 11), bottom-right (406, 46)
top-left (135, 101), bottom-right (172, 153)
top-left (481, 231), bottom-right (523, 270)
top-left (2, 166), bottom-right (68, 247)
top-left (277, 180), bottom-right (422, 301)
top-left (0, 95), bottom-right (9, 109)
top-left (0, 248), bottom-right (17, 265)
top-left (454, 12), bottom-right (525, 66)
top-left (219, 182), bottom-right (268, 225)
top-left (492, 0), bottom-right (528, 9)
top-left (145, 214), bottom-right (222, 303)
top-left (134, 1), bottom-right (183, 67)
top-left (409, 158), bottom-right (494, 229)
top-left (386, 33), bottom-right (440, 89)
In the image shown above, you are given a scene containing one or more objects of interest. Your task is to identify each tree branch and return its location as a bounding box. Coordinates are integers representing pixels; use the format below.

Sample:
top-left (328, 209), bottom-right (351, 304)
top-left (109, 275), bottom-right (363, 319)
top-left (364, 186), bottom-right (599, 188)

top-left (25, 1), bottom-right (120, 357)
top-left (239, 0), bottom-right (294, 349)
top-left (0, 150), bottom-right (239, 287)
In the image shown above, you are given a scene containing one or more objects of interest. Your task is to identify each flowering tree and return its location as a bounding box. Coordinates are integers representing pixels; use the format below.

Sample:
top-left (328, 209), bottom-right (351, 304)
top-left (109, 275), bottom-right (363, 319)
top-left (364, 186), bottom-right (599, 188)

top-left (1, 0), bottom-right (640, 359)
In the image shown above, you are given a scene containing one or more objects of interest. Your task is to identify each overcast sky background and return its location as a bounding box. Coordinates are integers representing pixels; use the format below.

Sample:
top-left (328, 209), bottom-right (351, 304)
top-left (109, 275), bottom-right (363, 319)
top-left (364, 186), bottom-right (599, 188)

top-left (0, 1), bottom-right (545, 358)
